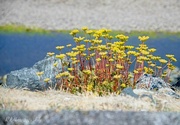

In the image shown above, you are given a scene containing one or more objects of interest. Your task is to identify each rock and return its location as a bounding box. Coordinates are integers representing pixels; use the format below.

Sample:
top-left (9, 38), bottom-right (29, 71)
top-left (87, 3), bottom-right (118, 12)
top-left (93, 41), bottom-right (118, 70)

top-left (172, 76), bottom-right (180, 90)
top-left (1, 110), bottom-right (180, 125)
top-left (169, 67), bottom-right (180, 84)
top-left (0, 77), bottom-right (2, 86)
top-left (5, 56), bottom-right (64, 90)
top-left (136, 74), bottom-right (170, 90)
top-left (135, 74), bottom-right (180, 99)
top-left (122, 87), bottom-right (139, 98)
top-left (122, 87), bottom-right (155, 102)
top-left (158, 88), bottom-right (180, 99)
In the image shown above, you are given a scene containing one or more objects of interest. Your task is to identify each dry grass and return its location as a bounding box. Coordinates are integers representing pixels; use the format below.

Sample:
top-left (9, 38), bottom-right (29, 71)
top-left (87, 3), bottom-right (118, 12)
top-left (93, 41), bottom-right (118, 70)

top-left (0, 87), bottom-right (180, 112)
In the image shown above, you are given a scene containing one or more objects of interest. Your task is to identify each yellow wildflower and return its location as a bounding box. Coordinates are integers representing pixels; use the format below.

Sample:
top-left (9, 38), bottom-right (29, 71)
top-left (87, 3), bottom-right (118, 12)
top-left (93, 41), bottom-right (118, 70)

top-left (106, 64), bottom-right (110, 67)
top-left (125, 46), bottom-right (134, 50)
top-left (109, 58), bottom-right (114, 62)
top-left (156, 66), bottom-right (162, 69)
top-left (140, 50), bottom-right (149, 55)
top-left (77, 44), bottom-right (85, 49)
top-left (61, 71), bottom-right (70, 77)
top-left (36, 72), bottom-right (44, 76)
top-left (138, 36), bottom-right (149, 42)
top-left (69, 75), bottom-right (75, 79)
top-left (68, 68), bottom-right (74, 71)
top-left (53, 62), bottom-right (58, 67)
top-left (159, 59), bottom-right (167, 64)
top-left (93, 76), bottom-right (98, 79)
top-left (166, 54), bottom-right (174, 58)
top-left (116, 34), bottom-right (129, 42)
top-left (82, 26), bottom-right (88, 31)
top-left (113, 75), bottom-right (121, 79)
top-left (90, 53), bottom-right (95, 57)
top-left (86, 30), bottom-right (93, 35)
top-left (108, 36), bottom-right (113, 40)
top-left (150, 63), bottom-right (156, 67)
top-left (55, 74), bottom-right (61, 79)
top-left (66, 44), bottom-right (72, 47)
top-left (47, 52), bottom-right (55, 57)
top-left (83, 70), bottom-right (91, 75)
top-left (44, 78), bottom-right (50, 83)
top-left (72, 60), bottom-right (80, 64)
top-left (170, 57), bottom-right (177, 62)
top-left (56, 54), bottom-right (66, 59)
top-left (72, 47), bottom-right (78, 51)
top-left (56, 46), bottom-right (64, 50)
top-left (133, 70), bottom-right (139, 74)
top-left (81, 53), bottom-right (86, 56)
top-left (94, 40), bottom-right (102, 44)
top-left (84, 39), bottom-right (89, 43)
top-left (87, 83), bottom-right (93, 92)
top-left (74, 37), bottom-right (85, 43)
top-left (66, 51), bottom-right (78, 57)
top-left (127, 51), bottom-right (136, 55)
top-left (96, 58), bottom-right (101, 62)
top-left (121, 83), bottom-right (126, 88)
top-left (70, 29), bottom-right (79, 36)
top-left (116, 64), bottom-right (124, 69)
top-left (148, 48), bottom-right (156, 53)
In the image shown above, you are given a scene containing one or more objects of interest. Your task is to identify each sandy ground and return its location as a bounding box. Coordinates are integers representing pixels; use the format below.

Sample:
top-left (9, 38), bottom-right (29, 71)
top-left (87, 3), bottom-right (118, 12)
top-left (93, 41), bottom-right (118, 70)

top-left (0, 0), bottom-right (180, 31)
top-left (0, 87), bottom-right (180, 112)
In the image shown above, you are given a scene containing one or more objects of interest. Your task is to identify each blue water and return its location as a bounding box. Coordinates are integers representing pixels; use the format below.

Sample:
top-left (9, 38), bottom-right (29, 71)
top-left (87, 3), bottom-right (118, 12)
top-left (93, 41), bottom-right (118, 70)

top-left (0, 32), bottom-right (180, 76)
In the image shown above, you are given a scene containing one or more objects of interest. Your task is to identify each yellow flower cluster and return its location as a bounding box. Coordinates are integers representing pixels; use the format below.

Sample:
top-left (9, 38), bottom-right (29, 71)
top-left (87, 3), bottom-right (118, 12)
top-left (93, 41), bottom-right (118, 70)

top-left (56, 46), bottom-right (64, 50)
top-left (166, 54), bottom-right (177, 62)
top-left (138, 36), bottom-right (149, 42)
top-left (55, 71), bottom-right (70, 79)
top-left (56, 54), bottom-right (66, 59)
top-left (116, 64), bottom-right (124, 69)
top-left (47, 52), bottom-right (55, 57)
top-left (44, 26), bottom-right (177, 96)
top-left (159, 59), bottom-right (167, 64)
top-left (36, 72), bottom-right (44, 76)
top-left (83, 70), bottom-right (91, 75)
top-left (44, 78), bottom-right (50, 83)
top-left (116, 34), bottom-right (129, 42)
top-left (66, 44), bottom-right (72, 47)
top-left (70, 29), bottom-right (79, 36)
top-left (74, 37), bottom-right (85, 43)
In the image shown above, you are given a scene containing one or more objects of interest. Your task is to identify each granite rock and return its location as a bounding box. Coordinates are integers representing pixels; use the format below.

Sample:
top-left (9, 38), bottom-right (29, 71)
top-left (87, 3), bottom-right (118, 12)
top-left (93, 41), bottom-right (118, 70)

top-left (5, 56), bottom-right (64, 90)
top-left (135, 74), bottom-right (180, 99)
top-left (136, 74), bottom-right (170, 90)
top-left (0, 110), bottom-right (180, 125)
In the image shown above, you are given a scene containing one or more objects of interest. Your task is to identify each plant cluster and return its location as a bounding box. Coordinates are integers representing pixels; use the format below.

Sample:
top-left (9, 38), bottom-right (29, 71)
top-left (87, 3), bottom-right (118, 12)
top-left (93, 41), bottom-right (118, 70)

top-left (37, 27), bottom-right (177, 96)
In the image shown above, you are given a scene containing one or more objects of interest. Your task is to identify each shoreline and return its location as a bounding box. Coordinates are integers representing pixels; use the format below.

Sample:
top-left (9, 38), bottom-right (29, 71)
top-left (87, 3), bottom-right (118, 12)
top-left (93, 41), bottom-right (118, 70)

top-left (1, 24), bottom-right (180, 38)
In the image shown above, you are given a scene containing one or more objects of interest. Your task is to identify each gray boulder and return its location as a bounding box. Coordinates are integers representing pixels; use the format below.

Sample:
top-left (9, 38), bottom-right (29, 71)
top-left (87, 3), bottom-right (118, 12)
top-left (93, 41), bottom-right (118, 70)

top-left (135, 74), bottom-right (180, 99)
top-left (5, 56), bottom-right (64, 90)
top-left (136, 74), bottom-right (170, 90)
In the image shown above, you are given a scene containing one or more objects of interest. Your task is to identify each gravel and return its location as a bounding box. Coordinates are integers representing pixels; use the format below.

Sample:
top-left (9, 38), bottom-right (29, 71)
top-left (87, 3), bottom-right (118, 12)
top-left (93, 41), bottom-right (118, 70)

top-left (1, 110), bottom-right (180, 125)
top-left (0, 0), bottom-right (180, 31)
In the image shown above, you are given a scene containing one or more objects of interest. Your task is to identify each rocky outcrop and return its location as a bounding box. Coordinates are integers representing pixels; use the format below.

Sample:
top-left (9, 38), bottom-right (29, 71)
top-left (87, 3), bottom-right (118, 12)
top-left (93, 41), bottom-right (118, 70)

top-left (134, 74), bottom-right (180, 99)
top-left (136, 74), bottom-right (170, 90)
top-left (5, 56), bottom-right (64, 90)
top-left (1, 110), bottom-right (180, 125)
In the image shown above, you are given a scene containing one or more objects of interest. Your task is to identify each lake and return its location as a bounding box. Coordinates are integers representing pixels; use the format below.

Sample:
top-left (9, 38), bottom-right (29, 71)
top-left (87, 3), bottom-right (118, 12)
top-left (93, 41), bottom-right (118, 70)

top-left (0, 32), bottom-right (180, 76)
